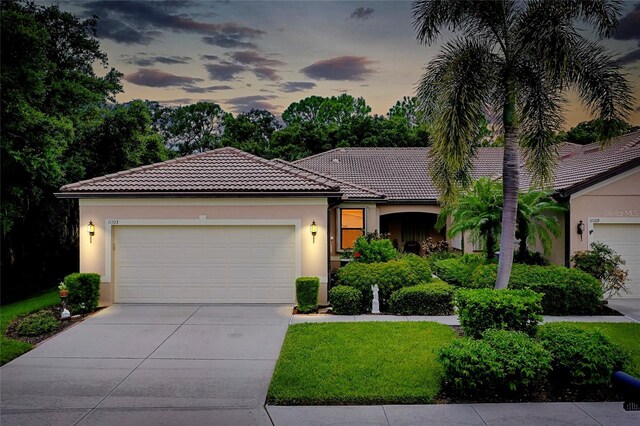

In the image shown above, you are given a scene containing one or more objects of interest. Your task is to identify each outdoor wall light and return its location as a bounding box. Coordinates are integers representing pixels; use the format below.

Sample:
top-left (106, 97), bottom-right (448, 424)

top-left (87, 221), bottom-right (95, 243)
top-left (310, 220), bottom-right (318, 243)
top-left (577, 220), bottom-right (585, 241)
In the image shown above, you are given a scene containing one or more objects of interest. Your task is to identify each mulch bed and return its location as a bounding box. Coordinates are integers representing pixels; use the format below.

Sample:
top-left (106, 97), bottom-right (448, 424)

top-left (4, 306), bottom-right (94, 346)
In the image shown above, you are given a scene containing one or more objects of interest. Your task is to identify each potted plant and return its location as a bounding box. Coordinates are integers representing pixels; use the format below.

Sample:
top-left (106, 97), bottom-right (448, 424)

top-left (58, 282), bottom-right (68, 298)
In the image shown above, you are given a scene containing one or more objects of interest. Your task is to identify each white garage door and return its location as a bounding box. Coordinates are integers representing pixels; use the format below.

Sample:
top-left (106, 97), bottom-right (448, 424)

top-left (592, 223), bottom-right (640, 299)
top-left (114, 225), bottom-right (296, 303)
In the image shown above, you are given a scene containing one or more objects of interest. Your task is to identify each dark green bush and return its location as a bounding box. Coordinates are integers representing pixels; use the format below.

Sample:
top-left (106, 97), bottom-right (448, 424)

top-left (16, 310), bottom-right (59, 337)
top-left (329, 285), bottom-right (362, 315)
top-left (439, 330), bottom-right (551, 398)
top-left (352, 234), bottom-right (398, 263)
top-left (455, 288), bottom-right (543, 338)
top-left (468, 264), bottom-right (602, 315)
top-left (335, 254), bottom-right (432, 312)
top-left (389, 282), bottom-right (455, 316)
top-left (514, 249), bottom-right (550, 266)
top-left (537, 323), bottom-right (630, 386)
top-left (432, 254), bottom-right (485, 286)
top-left (296, 277), bottom-right (320, 313)
top-left (65, 272), bottom-right (101, 314)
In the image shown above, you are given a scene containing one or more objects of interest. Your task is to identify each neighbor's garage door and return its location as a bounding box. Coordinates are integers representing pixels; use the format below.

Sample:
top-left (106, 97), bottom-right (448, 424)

top-left (114, 225), bottom-right (296, 303)
top-left (592, 223), bottom-right (640, 299)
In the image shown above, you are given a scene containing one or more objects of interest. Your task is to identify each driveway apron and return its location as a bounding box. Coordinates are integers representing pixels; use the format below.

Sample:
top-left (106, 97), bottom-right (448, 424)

top-left (0, 304), bottom-right (291, 425)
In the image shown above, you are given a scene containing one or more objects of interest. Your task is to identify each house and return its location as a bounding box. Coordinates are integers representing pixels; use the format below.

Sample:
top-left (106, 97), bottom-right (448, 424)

top-left (56, 131), bottom-right (640, 305)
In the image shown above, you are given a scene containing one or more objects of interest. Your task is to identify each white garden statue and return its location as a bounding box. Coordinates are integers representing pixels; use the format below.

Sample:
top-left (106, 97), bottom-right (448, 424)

top-left (371, 284), bottom-right (380, 314)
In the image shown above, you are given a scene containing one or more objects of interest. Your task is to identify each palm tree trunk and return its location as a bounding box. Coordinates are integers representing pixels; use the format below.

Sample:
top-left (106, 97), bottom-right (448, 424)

top-left (495, 90), bottom-right (519, 289)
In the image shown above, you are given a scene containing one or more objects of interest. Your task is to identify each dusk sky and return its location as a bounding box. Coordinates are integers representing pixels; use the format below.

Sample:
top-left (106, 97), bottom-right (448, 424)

top-left (55, 0), bottom-right (640, 128)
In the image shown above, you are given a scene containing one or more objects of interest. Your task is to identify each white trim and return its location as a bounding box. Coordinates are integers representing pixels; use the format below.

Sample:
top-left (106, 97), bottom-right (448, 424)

top-left (570, 166), bottom-right (640, 199)
top-left (104, 218), bottom-right (302, 284)
top-left (587, 217), bottom-right (640, 246)
top-left (81, 197), bottom-right (327, 206)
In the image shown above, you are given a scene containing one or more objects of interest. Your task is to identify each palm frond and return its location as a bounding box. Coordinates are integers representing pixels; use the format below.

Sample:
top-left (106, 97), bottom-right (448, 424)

top-left (417, 37), bottom-right (499, 202)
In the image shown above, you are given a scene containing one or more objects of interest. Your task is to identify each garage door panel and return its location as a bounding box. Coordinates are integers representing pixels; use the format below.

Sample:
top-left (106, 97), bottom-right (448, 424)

top-left (592, 223), bottom-right (640, 299)
top-left (114, 225), bottom-right (296, 303)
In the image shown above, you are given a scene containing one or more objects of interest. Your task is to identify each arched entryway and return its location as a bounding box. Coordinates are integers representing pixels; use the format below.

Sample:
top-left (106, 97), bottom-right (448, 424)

top-left (379, 212), bottom-right (445, 254)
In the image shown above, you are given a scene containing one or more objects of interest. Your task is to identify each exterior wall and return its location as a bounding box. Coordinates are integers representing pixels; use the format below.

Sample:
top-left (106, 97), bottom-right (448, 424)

top-left (79, 197), bottom-right (330, 306)
top-left (569, 168), bottom-right (640, 254)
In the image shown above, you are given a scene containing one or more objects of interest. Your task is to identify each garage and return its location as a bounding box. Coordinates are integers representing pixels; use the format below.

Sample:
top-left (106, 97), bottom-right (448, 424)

top-left (591, 222), bottom-right (640, 299)
top-left (114, 225), bottom-right (297, 304)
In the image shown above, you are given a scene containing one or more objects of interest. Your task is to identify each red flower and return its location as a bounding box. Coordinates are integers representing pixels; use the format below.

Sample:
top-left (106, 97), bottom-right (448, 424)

top-left (354, 252), bottom-right (361, 258)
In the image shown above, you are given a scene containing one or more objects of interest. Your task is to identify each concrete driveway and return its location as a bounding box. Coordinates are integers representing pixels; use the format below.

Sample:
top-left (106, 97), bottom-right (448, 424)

top-left (0, 304), bottom-right (292, 426)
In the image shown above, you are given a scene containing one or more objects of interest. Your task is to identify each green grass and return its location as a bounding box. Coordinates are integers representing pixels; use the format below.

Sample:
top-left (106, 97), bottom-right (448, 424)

top-left (267, 322), bottom-right (458, 405)
top-left (1, 289), bottom-right (59, 365)
top-left (541, 322), bottom-right (640, 377)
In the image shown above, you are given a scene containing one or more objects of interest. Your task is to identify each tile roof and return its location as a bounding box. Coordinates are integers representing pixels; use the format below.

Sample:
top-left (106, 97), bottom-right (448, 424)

top-left (59, 147), bottom-right (341, 196)
top-left (294, 131), bottom-right (640, 201)
top-left (294, 147), bottom-right (504, 201)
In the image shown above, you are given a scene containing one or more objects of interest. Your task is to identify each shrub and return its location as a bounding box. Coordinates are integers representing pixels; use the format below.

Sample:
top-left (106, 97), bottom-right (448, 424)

top-left (432, 254), bottom-right (485, 286)
top-left (537, 323), bottom-right (630, 386)
top-left (65, 273), bottom-right (101, 314)
top-left (439, 330), bottom-right (551, 398)
top-left (329, 285), bottom-right (362, 315)
top-left (514, 249), bottom-right (550, 266)
top-left (389, 282), bottom-right (455, 316)
top-left (296, 277), bottom-right (320, 313)
top-left (335, 254), bottom-right (432, 312)
top-left (468, 264), bottom-right (602, 315)
top-left (16, 310), bottom-right (59, 337)
top-left (572, 242), bottom-right (629, 300)
top-left (420, 237), bottom-right (450, 257)
top-left (455, 288), bottom-right (543, 338)
top-left (352, 232), bottom-right (398, 263)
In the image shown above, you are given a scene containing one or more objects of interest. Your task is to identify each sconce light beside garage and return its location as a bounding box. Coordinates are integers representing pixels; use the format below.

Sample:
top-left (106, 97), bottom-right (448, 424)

top-left (577, 220), bottom-right (585, 241)
top-left (88, 221), bottom-right (95, 243)
top-left (310, 220), bottom-right (318, 243)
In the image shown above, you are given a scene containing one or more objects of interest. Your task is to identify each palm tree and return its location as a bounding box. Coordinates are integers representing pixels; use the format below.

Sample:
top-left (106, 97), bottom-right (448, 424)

top-left (413, 0), bottom-right (633, 288)
top-left (516, 189), bottom-right (566, 256)
top-left (437, 177), bottom-right (503, 260)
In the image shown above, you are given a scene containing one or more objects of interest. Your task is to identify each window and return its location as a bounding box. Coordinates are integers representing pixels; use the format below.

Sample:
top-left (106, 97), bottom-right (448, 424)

top-left (340, 208), bottom-right (365, 250)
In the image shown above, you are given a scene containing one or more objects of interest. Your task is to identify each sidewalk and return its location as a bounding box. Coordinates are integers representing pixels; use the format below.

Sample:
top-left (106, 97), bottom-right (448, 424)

top-left (266, 402), bottom-right (640, 426)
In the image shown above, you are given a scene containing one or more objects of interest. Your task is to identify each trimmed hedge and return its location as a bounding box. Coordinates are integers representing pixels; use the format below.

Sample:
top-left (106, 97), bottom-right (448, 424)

top-left (64, 273), bottom-right (100, 314)
top-left (352, 236), bottom-right (398, 263)
top-left (432, 254), bottom-right (486, 286)
top-left (329, 285), bottom-right (362, 315)
top-left (537, 323), bottom-right (630, 386)
top-left (389, 282), bottom-right (455, 316)
top-left (455, 288), bottom-right (543, 338)
top-left (334, 254), bottom-right (432, 312)
top-left (439, 330), bottom-right (551, 398)
top-left (468, 264), bottom-right (602, 315)
top-left (296, 277), bottom-right (320, 313)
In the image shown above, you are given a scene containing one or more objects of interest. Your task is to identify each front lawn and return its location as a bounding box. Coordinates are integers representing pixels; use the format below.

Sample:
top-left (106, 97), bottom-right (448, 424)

top-left (543, 322), bottom-right (640, 377)
top-left (1, 289), bottom-right (59, 365)
top-left (267, 322), bottom-right (457, 405)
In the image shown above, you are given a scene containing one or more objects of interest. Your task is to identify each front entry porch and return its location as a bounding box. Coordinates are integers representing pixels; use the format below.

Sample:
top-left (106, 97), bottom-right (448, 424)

top-left (380, 212), bottom-right (446, 255)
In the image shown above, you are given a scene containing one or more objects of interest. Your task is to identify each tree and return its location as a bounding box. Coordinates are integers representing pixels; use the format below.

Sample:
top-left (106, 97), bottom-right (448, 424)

top-left (562, 118), bottom-right (632, 145)
top-left (413, 0), bottom-right (633, 288)
top-left (437, 178), bottom-right (503, 260)
top-left (515, 189), bottom-right (566, 256)
top-left (163, 102), bottom-right (225, 155)
top-left (221, 109), bottom-right (281, 157)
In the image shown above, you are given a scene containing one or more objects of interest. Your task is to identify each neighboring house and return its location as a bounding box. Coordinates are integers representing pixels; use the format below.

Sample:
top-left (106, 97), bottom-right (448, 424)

top-left (57, 131), bottom-right (640, 305)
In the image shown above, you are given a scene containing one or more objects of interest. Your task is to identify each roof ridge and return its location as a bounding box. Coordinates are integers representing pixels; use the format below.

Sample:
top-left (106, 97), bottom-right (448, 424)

top-left (272, 159), bottom-right (385, 198)
top-left (291, 147), bottom-right (344, 164)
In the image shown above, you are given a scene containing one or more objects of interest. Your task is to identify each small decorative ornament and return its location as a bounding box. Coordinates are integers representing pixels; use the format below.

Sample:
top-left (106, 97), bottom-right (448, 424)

top-left (354, 251), bottom-right (361, 259)
top-left (60, 309), bottom-right (70, 319)
top-left (371, 284), bottom-right (380, 314)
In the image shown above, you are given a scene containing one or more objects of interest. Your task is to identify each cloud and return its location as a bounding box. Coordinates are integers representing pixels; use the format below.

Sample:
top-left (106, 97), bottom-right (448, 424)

top-left (225, 95), bottom-right (279, 113)
top-left (205, 62), bottom-right (247, 80)
top-left (350, 7), bottom-right (374, 20)
top-left (615, 48), bottom-right (640, 65)
top-left (280, 81), bottom-right (317, 93)
top-left (300, 56), bottom-right (376, 81)
top-left (202, 35), bottom-right (258, 49)
top-left (124, 68), bottom-right (203, 87)
top-left (253, 66), bottom-right (281, 81)
top-left (614, 3), bottom-right (640, 41)
top-left (226, 51), bottom-right (285, 67)
top-left (82, 1), bottom-right (265, 46)
top-left (122, 54), bottom-right (192, 66)
top-left (183, 85), bottom-right (233, 93)
top-left (200, 54), bottom-right (220, 61)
